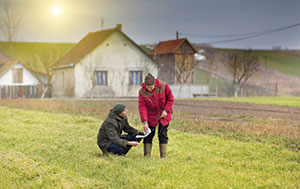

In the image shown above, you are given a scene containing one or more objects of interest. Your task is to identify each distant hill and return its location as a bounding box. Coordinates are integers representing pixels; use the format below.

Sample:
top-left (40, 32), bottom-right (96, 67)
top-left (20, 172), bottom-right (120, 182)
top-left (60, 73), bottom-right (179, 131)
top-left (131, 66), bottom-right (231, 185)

top-left (193, 45), bottom-right (300, 96)
top-left (139, 45), bottom-right (153, 54)
top-left (221, 48), bottom-right (300, 77)
top-left (0, 41), bottom-right (75, 73)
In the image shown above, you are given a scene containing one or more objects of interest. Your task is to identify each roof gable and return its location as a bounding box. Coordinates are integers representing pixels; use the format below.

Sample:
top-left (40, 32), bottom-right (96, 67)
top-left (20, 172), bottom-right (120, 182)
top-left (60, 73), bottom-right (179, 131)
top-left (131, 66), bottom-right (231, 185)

top-left (0, 60), bottom-right (18, 78)
top-left (151, 38), bottom-right (197, 55)
top-left (0, 60), bottom-right (47, 78)
top-left (53, 28), bottom-right (116, 68)
top-left (53, 25), bottom-right (154, 68)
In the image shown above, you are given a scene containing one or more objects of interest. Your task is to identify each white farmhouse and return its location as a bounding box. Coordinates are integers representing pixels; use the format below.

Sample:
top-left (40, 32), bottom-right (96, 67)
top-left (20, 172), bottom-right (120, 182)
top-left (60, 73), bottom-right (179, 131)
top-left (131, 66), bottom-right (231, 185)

top-left (0, 59), bottom-right (49, 98)
top-left (52, 24), bottom-right (158, 98)
top-left (0, 60), bottom-right (43, 86)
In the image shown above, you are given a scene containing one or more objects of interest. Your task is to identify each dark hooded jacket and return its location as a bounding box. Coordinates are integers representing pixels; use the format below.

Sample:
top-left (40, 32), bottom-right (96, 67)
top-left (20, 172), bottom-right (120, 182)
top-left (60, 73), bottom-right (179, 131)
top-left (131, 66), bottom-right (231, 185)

top-left (97, 110), bottom-right (139, 153)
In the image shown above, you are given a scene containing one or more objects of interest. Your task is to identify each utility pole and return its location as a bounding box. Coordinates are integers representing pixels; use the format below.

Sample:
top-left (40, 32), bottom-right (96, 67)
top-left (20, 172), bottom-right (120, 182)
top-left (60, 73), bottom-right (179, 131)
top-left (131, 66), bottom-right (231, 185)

top-left (101, 18), bottom-right (104, 30)
top-left (264, 56), bottom-right (268, 96)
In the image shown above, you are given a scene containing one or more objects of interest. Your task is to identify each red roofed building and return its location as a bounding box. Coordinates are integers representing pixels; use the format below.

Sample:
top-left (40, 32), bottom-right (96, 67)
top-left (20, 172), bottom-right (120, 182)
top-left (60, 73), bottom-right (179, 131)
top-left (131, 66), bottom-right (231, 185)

top-left (151, 38), bottom-right (198, 84)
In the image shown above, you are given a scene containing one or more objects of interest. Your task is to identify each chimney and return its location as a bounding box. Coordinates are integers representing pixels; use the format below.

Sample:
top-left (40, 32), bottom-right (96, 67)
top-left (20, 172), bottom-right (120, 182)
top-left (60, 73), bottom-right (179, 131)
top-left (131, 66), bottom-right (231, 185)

top-left (116, 24), bottom-right (122, 31)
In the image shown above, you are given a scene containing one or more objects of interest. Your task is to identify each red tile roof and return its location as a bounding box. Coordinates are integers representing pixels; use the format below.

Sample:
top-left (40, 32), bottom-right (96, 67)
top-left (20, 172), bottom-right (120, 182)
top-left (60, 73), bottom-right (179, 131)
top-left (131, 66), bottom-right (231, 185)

top-left (151, 38), bottom-right (198, 55)
top-left (151, 38), bottom-right (186, 55)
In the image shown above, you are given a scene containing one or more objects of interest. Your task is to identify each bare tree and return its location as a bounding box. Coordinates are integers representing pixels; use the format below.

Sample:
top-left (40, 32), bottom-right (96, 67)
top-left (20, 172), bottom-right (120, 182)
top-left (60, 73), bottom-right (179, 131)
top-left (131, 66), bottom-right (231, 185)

top-left (0, 0), bottom-right (21, 55)
top-left (175, 52), bottom-right (199, 84)
top-left (137, 57), bottom-right (156, 80)
top-left (80, 54), bottom-right (103, 98)
top-left (27, 51), bottom-right (60, 98)
top-left (223, 49), bottom-right (260, 97)
top-left (125, 58), bottom-right (156, 96)
top-left (80, 54), bottom-right (117, 98)
top-left (196, 46), bottom-right (219, 84)
top-left (82, 54), bottom-right (102, 88)
top-left (116, 61), bottom-right (128, 97)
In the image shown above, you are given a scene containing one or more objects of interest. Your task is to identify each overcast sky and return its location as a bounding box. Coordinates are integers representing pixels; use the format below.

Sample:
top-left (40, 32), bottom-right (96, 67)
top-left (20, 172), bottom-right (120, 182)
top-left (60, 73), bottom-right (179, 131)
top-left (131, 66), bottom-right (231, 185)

top-left (1, 0), bottom-right (300, 49)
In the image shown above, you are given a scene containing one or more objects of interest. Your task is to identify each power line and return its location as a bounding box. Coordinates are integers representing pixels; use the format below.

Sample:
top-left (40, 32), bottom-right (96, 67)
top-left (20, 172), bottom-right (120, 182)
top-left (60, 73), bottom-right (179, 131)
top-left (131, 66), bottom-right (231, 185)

top-left (179, 21), bottom-right (300, 44)
top-left (179, 21), bottom-right (300, 38)
top-left (179, 30), bottom-right (268, 38)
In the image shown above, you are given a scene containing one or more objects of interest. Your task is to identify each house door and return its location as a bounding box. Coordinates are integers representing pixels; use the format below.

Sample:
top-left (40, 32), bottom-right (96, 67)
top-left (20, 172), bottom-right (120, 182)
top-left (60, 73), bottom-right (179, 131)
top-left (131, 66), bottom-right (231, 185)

top-left (18, 86), bottom-right (23, 98)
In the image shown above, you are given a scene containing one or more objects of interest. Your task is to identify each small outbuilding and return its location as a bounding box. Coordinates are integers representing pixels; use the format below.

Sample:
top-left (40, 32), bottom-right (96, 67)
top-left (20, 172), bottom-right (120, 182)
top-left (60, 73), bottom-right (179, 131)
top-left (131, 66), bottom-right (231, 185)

top-left (151, 38), bottom-right (198, 84)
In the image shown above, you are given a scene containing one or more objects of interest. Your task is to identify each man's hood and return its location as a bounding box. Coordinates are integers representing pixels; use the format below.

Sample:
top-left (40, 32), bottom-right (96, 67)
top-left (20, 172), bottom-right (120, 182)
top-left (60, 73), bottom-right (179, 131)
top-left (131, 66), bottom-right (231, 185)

top-left (108, 109), bottom-right (123, 121)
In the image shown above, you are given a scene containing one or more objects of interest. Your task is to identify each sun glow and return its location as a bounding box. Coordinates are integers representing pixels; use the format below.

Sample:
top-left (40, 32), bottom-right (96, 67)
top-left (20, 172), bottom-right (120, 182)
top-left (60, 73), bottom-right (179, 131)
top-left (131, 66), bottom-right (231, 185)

top-left (51, 5), bottom-right (62, 16)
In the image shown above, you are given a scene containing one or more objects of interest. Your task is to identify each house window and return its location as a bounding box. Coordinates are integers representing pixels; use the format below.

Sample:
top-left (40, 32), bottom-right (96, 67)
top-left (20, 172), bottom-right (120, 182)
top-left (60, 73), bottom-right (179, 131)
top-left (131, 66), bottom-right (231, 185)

top-left (129, 71), bottom-right (142, 85)
top-left (12, 68), bottom-right (23, 83)
top-left (95, 71), bottom-right (107, 86)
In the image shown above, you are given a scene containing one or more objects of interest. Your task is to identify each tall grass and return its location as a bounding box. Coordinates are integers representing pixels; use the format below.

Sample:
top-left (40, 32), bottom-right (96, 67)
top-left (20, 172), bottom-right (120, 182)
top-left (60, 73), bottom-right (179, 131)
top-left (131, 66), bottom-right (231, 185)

top-left (0, 106), bottom-right (300, 188)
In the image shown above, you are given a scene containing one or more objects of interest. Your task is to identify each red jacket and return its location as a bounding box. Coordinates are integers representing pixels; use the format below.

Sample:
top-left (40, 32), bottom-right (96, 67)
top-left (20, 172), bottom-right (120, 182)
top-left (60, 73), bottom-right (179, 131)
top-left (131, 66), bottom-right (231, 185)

top-left (138, 79), bottom-right (174, 127)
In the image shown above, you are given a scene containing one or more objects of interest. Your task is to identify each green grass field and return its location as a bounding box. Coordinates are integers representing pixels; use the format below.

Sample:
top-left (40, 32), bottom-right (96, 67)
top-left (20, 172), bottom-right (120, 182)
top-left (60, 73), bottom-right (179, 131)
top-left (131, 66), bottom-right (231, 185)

top-left (189, 96), bottom-right (300, 107)
top-left (0, 105), bottom-right (299, 188)
top-left (253, 50), bottom-right (300, 77)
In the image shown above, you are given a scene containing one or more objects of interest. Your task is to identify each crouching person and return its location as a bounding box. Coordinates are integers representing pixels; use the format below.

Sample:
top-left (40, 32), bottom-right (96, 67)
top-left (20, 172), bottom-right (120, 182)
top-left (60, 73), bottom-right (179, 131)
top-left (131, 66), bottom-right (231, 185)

top-left (97, 104), bottom-right (143, 156)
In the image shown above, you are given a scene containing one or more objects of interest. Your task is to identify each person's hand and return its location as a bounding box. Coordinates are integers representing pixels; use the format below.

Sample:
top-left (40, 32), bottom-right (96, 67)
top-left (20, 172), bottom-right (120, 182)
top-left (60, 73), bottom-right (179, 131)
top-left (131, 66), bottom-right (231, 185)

top-left (160, 110), bottom-right (168, 118)
top-left (128, 141), bottom-right (139, 147)
top-left (137, 131), bottom-right (144, 136)
top-left (143, 123), bottom-right (149, 132)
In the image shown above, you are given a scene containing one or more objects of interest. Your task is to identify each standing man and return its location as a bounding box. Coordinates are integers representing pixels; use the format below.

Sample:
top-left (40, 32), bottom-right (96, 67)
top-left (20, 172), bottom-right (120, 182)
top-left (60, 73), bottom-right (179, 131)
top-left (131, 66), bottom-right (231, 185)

top-left (138, 73), bottom-right (174, 158)
top-left (97, 104), bottom-right (143, 156)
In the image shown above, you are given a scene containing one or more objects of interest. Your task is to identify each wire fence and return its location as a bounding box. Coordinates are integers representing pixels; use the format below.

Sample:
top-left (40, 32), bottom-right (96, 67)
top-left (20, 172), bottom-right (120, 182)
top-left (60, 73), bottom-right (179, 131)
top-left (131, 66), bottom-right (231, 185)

top-left (213, 81), bottom-right (279, 97)
top-left (194, 68), bottom-right (299, 97)
top-left (0, 85), bottom-right (51, 99)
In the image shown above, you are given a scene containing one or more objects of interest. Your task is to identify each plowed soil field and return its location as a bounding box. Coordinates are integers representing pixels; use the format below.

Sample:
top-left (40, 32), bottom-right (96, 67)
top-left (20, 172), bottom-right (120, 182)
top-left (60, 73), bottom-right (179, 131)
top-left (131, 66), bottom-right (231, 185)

top-left (77, 99), bottom-right (300, 121)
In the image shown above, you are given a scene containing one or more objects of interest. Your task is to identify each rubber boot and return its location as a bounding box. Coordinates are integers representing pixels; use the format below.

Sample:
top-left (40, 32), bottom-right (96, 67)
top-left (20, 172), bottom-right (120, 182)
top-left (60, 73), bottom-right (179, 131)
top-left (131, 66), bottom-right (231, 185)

top-left (159, 143), bottom-right (167, 158)
top-left (144, 143), bottom-right (152, 157)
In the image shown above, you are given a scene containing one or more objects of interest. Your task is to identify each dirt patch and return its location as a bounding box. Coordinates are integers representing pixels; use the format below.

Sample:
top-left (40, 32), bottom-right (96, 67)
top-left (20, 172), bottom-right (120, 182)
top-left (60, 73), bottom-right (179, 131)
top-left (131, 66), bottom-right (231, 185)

top-left (173, 100), bottom-right (300, 121)
top-left (1, 98), bottom-right (300, 121)
top-left (77, 99), bottom-right (300, 121)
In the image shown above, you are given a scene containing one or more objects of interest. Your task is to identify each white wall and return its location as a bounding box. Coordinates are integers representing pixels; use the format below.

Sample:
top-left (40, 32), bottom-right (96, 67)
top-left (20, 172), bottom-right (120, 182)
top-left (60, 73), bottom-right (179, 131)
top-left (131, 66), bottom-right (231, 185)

top-left (0, 63), bottom-right (39, 85)
top-left (51, 67), bottom-right (75, 97)
top-left (74, 31), bottom-right (158, 98)
top-left (169, 84), bottom-right (209, 98)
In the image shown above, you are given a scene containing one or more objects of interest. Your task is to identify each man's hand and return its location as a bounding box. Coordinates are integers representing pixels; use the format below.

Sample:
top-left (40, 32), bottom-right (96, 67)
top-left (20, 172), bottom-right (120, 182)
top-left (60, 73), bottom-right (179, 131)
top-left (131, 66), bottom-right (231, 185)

top-left (143, 123), bottom-right (149, 132)
top-left (137, 131), bottom-right (144, 136)
top-left (128, 141), bottom-right (139, 147)
top-left (160, 110), bottom-right (168, 118)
